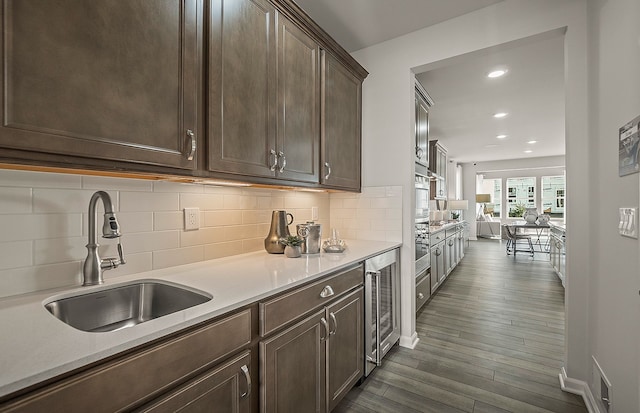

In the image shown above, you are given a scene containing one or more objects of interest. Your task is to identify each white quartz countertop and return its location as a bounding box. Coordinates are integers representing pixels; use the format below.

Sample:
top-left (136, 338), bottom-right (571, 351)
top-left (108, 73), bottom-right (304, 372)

top-left (0, 239), bottom-right (400, 398)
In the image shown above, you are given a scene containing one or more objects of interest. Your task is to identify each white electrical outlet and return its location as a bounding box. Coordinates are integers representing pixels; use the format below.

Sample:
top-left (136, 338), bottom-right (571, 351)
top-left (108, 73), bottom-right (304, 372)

top-left (311, 206), bottom-right (319, 221)
top-left (184, 207), bottom-right (200, 231)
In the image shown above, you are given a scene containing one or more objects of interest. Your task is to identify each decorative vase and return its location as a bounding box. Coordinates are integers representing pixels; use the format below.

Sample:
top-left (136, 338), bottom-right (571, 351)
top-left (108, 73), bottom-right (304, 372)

top-left (284, 245), bottom-right (301, 258)
top-left (522, 208), bottom-right (538, 224)
top-left (537, 214), bottom-right (550, 225)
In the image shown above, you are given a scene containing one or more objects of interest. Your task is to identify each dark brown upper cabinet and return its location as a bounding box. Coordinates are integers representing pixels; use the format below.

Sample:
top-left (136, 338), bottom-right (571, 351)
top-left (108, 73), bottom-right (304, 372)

top-left (208, 0), bottom-right (319, 184)
top-left (0, 0), bottom-right (201, 170)
top-left (321, 51), bottom-right (362, 191)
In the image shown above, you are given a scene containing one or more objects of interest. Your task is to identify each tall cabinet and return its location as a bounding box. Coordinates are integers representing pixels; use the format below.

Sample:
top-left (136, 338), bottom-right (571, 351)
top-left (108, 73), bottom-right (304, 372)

top-left (208, 0), bottom-right (319, 183)
top-left (415, 84), bottom-right (433, 171)
top-left (429, 140), bottom-right (448, 199)
top-left (0, 0), bottom-right (201, 170)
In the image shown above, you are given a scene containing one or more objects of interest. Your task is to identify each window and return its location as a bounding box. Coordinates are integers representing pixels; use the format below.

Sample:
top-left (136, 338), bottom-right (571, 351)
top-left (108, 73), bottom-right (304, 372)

top-left (506, 177), bottom-right (536, 217)
top-left (542, 176), bottom-right (565, 218)
top-left (478, 178), bottom-right (501, 217)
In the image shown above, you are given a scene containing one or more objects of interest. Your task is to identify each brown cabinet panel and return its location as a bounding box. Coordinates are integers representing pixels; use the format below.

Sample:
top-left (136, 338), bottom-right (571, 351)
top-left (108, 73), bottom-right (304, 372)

top-left (260, 309), bottom-right (327, 413)
top-left (0, 0), bottom-right (200, 170)
top-left (321, 51), bottom-right (362, 191)
top-left (137, 351), bottom-right (252, 413)
top-left (0, 309), bottom-right (251, 413)
top-left (260, 264), bottom-right (363, 336)
top-left (326, 287), bottom-right (363, 411)
top-left (276, 14), bottom-right (320, 183)
top-left (208, 0), bottom-right (277, 177)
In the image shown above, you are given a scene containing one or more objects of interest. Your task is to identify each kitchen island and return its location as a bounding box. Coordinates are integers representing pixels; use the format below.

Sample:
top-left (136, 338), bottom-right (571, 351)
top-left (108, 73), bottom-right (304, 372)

top-left (0, 239), bottom-right (399, 409)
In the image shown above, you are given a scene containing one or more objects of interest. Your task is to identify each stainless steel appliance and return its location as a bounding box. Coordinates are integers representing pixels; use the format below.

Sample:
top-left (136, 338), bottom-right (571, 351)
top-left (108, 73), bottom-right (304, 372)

top-left (415, 172), bottom-right (431, 276)
top-left (364, 249), bottom-right (400, 376)
top-left (415, 219), bottom-right (430, 276)
top-left (415, 173), bottom-right (430, 222)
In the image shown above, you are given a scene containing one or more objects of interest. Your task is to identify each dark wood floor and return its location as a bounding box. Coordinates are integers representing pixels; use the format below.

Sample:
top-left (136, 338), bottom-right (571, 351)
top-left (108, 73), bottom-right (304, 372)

top-left (335, 239), bottom-right (587, 413)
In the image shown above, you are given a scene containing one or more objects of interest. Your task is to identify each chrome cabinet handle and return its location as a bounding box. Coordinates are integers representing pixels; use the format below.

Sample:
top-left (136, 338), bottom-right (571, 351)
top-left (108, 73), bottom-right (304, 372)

top-left (240, 365), bottom-right (251, 398)
top-left (320, 285), bottom-right (335, 298)
top-left (278, 151), bottom-right (286, 173)
top-left (185, 129), bottom-right (196, 161)
top-left (269, 149), bottom-right (278, 171)
top-left (329, 312), bottom-right (337, 335)
top-left (416, 147), bottom-right (424, 159)
top-left (435, 248), bottom-right (441, 256)
top-left (324, 162), bottom-right (331, 180)
top-left (320, 317), bottom-right (330, 341)
top-left (417, 293), bottom-right (425, 300)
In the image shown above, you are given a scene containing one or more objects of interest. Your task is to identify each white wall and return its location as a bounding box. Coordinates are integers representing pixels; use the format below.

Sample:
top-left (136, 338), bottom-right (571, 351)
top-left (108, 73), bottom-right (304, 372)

top-left (0, 169), bottom-right (329, 298)
top-left (352, 0), bottom-right (589, 359)
top-left (586, 0), bottom-right (640, 411)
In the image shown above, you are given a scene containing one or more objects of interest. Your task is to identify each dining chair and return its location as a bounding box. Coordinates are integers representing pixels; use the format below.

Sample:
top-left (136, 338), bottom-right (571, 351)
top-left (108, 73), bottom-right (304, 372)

top-left (502, 224), bottom-right (534, 257)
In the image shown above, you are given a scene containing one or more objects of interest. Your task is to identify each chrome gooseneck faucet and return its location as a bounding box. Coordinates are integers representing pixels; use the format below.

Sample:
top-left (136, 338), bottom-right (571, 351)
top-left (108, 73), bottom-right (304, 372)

top-left (83, 191), bottom-right (126, 286)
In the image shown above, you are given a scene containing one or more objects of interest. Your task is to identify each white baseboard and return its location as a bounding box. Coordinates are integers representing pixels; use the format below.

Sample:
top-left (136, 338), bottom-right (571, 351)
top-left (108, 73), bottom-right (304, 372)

top-left (399, 332), bottom-right (419, 349)
top-left (559, 367), bottom-right (601, 413)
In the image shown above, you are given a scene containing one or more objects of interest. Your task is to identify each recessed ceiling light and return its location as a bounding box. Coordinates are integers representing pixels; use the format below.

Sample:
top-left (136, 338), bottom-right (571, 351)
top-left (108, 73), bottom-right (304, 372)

top-left (487, 69), bottom-right (508, 78)
top-left (527, 140), bottom-right (537, 144)
top-left (493, 112), bottom-right (508, 118)
top-left (496, 134), bottom-right (507, 139)
top-left (524, 150), bottom-right (533, 153)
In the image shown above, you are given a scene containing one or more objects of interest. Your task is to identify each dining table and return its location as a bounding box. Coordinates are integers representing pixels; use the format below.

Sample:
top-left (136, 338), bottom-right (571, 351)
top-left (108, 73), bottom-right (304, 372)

top-left (510, 221), bottom-right (551, 252)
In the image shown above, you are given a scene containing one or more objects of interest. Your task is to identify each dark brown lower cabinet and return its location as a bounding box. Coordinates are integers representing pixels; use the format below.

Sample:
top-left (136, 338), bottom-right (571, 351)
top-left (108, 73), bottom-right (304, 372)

top-left (260, 287), bottom-right (364, 413)
top-left (137, 351), bottom-right (252, 413)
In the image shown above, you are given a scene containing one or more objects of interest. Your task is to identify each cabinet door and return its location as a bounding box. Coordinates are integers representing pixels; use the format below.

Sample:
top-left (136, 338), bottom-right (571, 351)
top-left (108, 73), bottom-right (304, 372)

top-left (321, 51), bottom-right (362, 191)
top-left (0, 0), bottom-right (200, 170)
top-left (208, 0), bottom-right (277, 177)
top-left (277, 15), bottom-right (320, 183)
top-left (415, 90), bottom-right (429, 166)
top-left (327, 288), bottom-right (363, 411)
top-left (261, 309), bottom-right (327, 413)
top-left (138, 352), bottom-right (252, 413)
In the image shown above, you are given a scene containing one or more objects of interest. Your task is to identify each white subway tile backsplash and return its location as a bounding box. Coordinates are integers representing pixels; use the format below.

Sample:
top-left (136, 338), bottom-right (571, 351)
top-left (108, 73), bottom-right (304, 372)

top-left (0, 187), bottom-right (32, 214)
top-left (116, 212), bottom-right (154, 233)
top-left (0, 169), bottom-right (350, 298)
top-left (34, 237), bottom-right (85, 265)
top-left (204, 210), bottom-right (243, 227)
top-left (0, 241), bottom-right (32, 270)
top-left (179, 193), bottom-right (224, 211)
top-left (153, 181), bottom-right (203, 193)
top-left (0, 170), bottom-right (81, 189)
top-left (0, 261), bottom-right (81, 298)
top-left (0, 214), bottom-right (83, 242)
top-left (153, 211), bottom-right (184, 231)
top-left (180, 227), bottom-right (226, 247)
top-left (104, 252), bottom-right (153, 280)
top-left (82, 176), bottom-right (153, 192)
top-left (152, 246), bottom-right (204, 270)
top-left (121, 192), bottom-right (179, 212)
top-left (204, 241), bottom-right (244, 260)
top-left (123, 231), bottom-right (180, 254)
top-left (34, 189), bottom-right (119, 213)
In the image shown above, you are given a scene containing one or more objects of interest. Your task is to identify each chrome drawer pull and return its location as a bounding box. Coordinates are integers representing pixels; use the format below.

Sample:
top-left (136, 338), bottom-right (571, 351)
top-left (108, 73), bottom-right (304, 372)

top-left (240, 364), bottom-right (251, 398)
top-left (269, 149), bottom-right (278, 171)
top-left (320, 317), bottom-right (330, 341)
top-left (186, 129), bottom-right (196, 161)
top-left (329, 312), bottom-right (337, 335)
top-left (417, 293), bottom-right (425, 300)
top-left (320, 285), bottom-right (335, 298)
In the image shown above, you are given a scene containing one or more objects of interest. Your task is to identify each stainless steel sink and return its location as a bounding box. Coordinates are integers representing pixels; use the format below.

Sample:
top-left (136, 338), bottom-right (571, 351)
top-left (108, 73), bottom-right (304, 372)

top-left (44, 281), bottom-right (212, 332)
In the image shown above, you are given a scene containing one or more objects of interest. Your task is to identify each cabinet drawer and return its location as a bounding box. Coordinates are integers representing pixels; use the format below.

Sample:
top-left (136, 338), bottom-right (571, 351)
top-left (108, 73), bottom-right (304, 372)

top-left (416, 272), bottom-right (431, 312)
top-left (260, 264), bottom-right (363, 336)
top-left (2, 309), bottom-right (252, 413)
top-left (445, 227), bottom-right (457, 238)
top-left (430, 231), bottom-right (445, 244)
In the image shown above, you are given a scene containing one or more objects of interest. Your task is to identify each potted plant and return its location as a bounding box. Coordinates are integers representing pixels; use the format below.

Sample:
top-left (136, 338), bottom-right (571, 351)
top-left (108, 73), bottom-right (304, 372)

top-left (280, 235), bottom-right (303, 258)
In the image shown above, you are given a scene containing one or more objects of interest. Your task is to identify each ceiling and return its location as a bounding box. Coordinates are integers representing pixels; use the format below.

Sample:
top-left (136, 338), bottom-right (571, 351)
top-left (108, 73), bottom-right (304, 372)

top-left (293, 0), bottom-right (566, 165)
